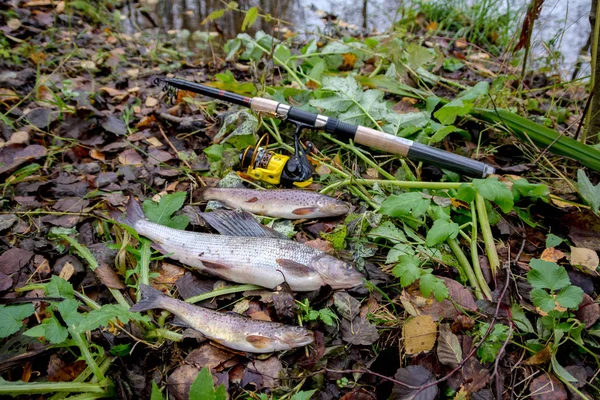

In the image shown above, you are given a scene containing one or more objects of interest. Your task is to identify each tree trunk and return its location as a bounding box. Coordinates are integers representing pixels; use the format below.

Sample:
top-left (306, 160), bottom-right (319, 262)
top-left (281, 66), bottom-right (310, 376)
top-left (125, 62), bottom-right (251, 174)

top-left (587, 0), bottom-right (600, 143)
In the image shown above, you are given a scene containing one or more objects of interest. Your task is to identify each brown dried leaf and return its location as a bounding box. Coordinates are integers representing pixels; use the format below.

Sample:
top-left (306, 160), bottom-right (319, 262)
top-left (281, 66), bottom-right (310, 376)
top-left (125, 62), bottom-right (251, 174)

top-left (403, 315), bottom-right (437, 355)
top-left (540, 247), bottom-right (566, 263)
top-left (185, 343), bottom-right (235, 370)
top-left (94, 262), bottom-right (125, 289)
top-left (529, 373), bottom-right (567, 400)
top-left (576, 294), bottom-right (600, 328)
top-left (437, 324), bottom-right (462, 367)
top-left (391, 365), bottom-right (438, 400)
top-left (341, 317), bottom-right (380, 345)
top-left (570, 246), bottom-right (599, 275)
top-left (118, 148), bottom-right (144, 166)
top-left (305, 238), bottom-right (335, 254)
top-left (524, 345), bottom-right (552, 365)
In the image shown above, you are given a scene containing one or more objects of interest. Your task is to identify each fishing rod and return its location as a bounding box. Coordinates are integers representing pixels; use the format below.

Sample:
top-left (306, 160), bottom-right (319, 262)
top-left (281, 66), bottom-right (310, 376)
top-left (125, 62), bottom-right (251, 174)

top-left (160, 78), bottom-right (496, 179)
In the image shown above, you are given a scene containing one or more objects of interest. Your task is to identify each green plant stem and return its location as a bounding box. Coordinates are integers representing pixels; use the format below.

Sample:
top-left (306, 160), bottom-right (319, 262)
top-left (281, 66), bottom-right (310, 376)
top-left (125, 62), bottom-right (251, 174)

top-left (475, 193), bottom-right (499, 276)
top-left (470, 202), bottom-right (493, 300)
top-left (138, 239), bottom-right (152, 300)
top-left (368, 58), bottom-right (384, 77)
top-left (252, 40), bottom-right (305, 89)
top-left (49, 355), bottom-right (112, 400)
top-left (348, 185), bottom-right (379, 210)
top-left (56, 234), bottom-right (130, 309)
top-left (70, 330), bottom-right (105, 382)
top-left (321, 133), bottom-right (396, 180)
top-left (61, 393), bottom-right (113, 400)
top-left (146, 328), bottom-right (183, 342)
top-left (0, 382), bottom-right (109, 396)
top-left (447, 238), bottom-right (483, 299)
top-left (322, 178), bottom-right (465, 191)
top-left (185, 284), bottom-right (262, 304)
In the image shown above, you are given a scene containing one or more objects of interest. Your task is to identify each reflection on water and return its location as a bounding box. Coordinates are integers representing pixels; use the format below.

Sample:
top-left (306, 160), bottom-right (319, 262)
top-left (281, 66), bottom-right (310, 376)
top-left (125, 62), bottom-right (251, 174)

top-left (125, 0), bottom-right (591, 76)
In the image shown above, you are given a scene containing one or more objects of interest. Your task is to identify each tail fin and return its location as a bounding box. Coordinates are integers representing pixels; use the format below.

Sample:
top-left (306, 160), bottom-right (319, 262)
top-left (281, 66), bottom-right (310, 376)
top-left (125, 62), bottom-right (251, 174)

top-left (115, 196), bottom-right (146, 228)
top-left (129, 284), bottom-right (165, 313)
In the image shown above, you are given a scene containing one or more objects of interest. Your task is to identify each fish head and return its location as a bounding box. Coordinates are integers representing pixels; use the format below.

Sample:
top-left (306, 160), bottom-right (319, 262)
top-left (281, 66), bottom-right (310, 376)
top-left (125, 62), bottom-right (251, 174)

top-left (316, 197), bottom-right (349, 216)
top-left (276, 325), bottom-right (315, 348)
top-left (313, 254), bottom-right (365, 289)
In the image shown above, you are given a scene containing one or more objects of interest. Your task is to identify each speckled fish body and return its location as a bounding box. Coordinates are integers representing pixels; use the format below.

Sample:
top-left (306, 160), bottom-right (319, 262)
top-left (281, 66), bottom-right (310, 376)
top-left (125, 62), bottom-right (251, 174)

top-left (198, 187), bottom-right (349, 219)
top-left (130, 284), bottom-right (314, 353)
top-left (120, 197), bottom-right (364, 291)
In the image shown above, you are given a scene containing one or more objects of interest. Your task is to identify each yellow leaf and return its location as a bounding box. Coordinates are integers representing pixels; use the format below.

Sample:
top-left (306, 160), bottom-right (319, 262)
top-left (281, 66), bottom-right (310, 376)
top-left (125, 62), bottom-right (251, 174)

top-left (570, 246), bottom-right (599, 275)
top-left (540, 247), bottom-right (566, 263)
top-left (402, 315), bottom-right (437, 355)
top-left (426, 21), bottom-right (438, 31)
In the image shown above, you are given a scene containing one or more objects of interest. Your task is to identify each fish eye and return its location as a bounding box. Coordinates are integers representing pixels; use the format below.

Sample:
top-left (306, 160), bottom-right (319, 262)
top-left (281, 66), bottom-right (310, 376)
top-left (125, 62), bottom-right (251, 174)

top-left (293, 326), bottom-right (305, 333)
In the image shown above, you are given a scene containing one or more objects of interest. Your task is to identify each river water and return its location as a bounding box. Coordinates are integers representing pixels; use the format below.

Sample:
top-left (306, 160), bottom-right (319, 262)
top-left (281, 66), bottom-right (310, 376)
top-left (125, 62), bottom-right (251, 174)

top-left (127, 0), bottom-right (592, 78)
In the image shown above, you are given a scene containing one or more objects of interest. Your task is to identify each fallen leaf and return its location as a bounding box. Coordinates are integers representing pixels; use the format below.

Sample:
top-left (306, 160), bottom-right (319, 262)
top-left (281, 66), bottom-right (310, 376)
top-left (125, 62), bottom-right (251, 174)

top-left (391, 365), bottom-right (438, 400)
top-left (437, 324), bottom-right (462, 367)
top-left (248, 310), bottom-right (271, 321)
top-left (563, 211), bottom-right (600, 251)
top-left (118, 148), bottom-right (144, 166)
top-left (145, 96), bottom-right (159, 107)
top-left (153, 262), bottom-right (186, 291)
top-left (47, 355), bottom-right (86, 382)
top-left (146, 137), bottom-right (162, 147)
top-left (101, 115), bottom-right (128, 136)
top-left (185, 343), bottom-right (235, 370)
top-left (340, 389), bottom-right (377, 400)
top-left (334, 292), bottom-right (361, 321)
top-left (94, 262), bottom-right (125, 289)
top-left (305, 238), bottom-right (335, 254)
top-left (341, 316), bottom-right (380, 345)
top-left (524, 345), bottom-right (552, 365)
top-left (576, 294), bottom-right (600, 328)
top-left (570, 246), bottom-right (599, 275)
top-left (25, 108), bottom-right (58, 129)
top-left (247, 357), bottom-right (282, 389)
top-left (167, 365), bottom-right (200, 400)
top-left (426, 21), bottom-right (438, 31)
top-left (0, 214), bottom-right (17, 232)
top-left (540, 247), bottom-right (566, 263)
top-left (0, 88), bottom-right (19, 103)
top-left (58, 262), bottom-right (75, 281)
top-left (403, 315), bottom-right (437, 355)
top-left (7, 19), bottom-right (22, 31)
top-left (0, 247), bottom-right (34, 275)
top-left (89, 149), bottom-right (105, 161)
top-left (529, 373), bottom-right (567, 400)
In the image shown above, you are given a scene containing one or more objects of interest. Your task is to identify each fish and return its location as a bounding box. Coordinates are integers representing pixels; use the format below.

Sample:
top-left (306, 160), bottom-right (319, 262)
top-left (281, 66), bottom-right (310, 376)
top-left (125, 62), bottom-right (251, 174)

top-left (198, 187), bottom-right (350, 219)
top-left (118, 197), bottom-right (364, 291)
top-left (130, 284), bottom-right (314, 353)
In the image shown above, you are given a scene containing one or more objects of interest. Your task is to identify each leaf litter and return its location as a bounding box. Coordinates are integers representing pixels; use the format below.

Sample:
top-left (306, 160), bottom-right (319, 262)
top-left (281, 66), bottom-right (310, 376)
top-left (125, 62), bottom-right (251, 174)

top-left (0, 1), bottom-right (599, 399)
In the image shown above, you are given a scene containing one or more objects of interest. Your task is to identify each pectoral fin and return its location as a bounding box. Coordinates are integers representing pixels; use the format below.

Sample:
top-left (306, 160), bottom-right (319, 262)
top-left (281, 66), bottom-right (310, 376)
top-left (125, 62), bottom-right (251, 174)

top-left (276, 259), bottom-right (315, 276)
top-left (246, 335), bottom-right (274, 349)
top-left (292, 207), bottom-right (318, 216)
top-left (245, 197), bottom-right (259, 203)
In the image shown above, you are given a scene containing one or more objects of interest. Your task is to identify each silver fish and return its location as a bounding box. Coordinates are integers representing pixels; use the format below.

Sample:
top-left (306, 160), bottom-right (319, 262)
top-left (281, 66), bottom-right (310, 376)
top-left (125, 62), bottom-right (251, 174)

top-left (119, 197), bottom-right (364, 291)
top-left (198, 187), bottom-right (349, 219)
top-left (130, 284), bottom-right (314, 353)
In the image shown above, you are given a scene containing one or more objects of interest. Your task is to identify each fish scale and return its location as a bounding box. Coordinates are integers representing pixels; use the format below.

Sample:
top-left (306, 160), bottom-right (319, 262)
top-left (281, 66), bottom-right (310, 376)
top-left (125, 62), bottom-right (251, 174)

top-left (120, 197), bottom-right (364, 291)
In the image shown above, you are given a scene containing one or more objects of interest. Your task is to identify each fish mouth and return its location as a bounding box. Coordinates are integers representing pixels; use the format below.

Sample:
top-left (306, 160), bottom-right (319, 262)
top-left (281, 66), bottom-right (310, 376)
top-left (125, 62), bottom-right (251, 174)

top-left (282, 331), bottom-right (314, 347)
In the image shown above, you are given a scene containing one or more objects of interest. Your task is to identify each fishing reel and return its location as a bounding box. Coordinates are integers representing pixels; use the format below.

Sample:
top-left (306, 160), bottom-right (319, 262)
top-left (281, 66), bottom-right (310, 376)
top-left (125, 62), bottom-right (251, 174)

top-left (239, 127), bottom-right (314, 188)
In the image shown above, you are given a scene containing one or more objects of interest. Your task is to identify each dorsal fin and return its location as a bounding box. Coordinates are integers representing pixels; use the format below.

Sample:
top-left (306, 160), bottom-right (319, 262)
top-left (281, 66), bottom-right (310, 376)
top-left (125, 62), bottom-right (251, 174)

top-left (200, 209), bottom-right (288, 239)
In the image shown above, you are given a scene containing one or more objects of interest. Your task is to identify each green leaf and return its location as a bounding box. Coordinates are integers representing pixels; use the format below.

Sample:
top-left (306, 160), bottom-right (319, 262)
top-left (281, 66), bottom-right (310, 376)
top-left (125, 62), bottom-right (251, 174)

top-left (429, 125), bottom-right (456, 143)
top-left (555, 285), bottom-right (584, 309)
top-left (45, 318), bottom-right (70, 344)
top-left (456, 184), bottom-right (476, 203)
top-left (531, 288), bottom-right (557, 313)
top-left (320, 225), bottom-right (347, 250)
top-left (56, 299), bottom-right (84, 326)
top-left (510, 302), bottom-right (534, 333)
top-left (406, 43), bottom-right (435, 70)
top-left (391, 255), bottom-right (422, 287)
top-left (204, 8), bottom-right (226, 23)
top-left (511, 178), bottom-right (550, 201)
top-left (476, 323), bottom-right (510, 363)
top-left (386, 243), bottom-right (414, 264)
top-left (0, 304), bottom-right (35, 338)
top-left (203, 144), bottom-right (225, 162)
top-left (545, 234), bottom-right (563, 248)
top-left (291, 390), bottom-right (318, 400)
top-left (310, 76), bottom-right (362, 113)
top-left (473, 178), bottom-right (514, 213)
top-left (380, 192), bottom-right (430, 219)
top-left (419, 273), bottom-right (448, 302)
top-left (213, 109), bottom-right (258, 150)
top-left (189, 367), bottom-right (226, 400)
top-left (443, 58), bottom-right (464, 72)
top-left (551, 354), bottom-right (578, 382)
top-left (143, 192), bottom-right (189, 230)
top-left (425, 219), bottom-right (459, 247)
top-left (75, 304), bottom-right (140, 333)
top-left (241, 7), bottom-right (259, 31)
top-left (434, 82), bottom-right (488, 125)
top-left (110, 343), bottom-right (132, 357)
top-left (577, 169), bottom-right (600, 214)
top-left (318, 309), bottom-right (338, 326)
top-left (368, 221), bottom-right (407, 243)
top-left (151, 381), bottom-right (165, 400)
top-left (45, 275), bottom-right (74, 299)
top-left (527, 259), bottom-right (571, 291)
